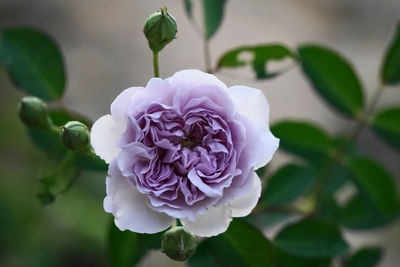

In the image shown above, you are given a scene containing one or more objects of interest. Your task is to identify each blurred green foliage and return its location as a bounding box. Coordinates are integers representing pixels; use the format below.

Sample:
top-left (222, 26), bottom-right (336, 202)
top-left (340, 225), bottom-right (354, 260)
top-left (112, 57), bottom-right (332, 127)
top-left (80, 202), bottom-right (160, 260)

top-left (0, 1), bottom-right (399, 266)
top-left (0, 70), bottom-right (108, 267)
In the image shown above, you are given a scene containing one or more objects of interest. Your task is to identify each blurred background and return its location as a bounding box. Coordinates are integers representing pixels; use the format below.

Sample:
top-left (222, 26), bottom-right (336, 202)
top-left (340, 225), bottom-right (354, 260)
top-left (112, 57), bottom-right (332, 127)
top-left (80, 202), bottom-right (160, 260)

top-left (0, 0), bottom-right (399, 266)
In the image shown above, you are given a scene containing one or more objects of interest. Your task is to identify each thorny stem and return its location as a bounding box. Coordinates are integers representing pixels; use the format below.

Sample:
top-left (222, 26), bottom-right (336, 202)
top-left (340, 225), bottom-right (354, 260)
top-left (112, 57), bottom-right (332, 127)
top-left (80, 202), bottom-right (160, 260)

top-left (311, 82), bottom-right (385, 216)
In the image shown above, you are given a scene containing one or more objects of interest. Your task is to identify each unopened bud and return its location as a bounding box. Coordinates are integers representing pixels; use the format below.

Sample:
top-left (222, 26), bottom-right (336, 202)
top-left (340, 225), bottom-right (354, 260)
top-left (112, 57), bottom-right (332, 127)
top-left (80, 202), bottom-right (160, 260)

top-left (60, 121), bottom-right (90, 152)
top-left (143, 7), bottom-right (177, 53)
top-left (161, 226), bottom-right (197, 261)
top-left (18, 96), bottom-right (52, 129)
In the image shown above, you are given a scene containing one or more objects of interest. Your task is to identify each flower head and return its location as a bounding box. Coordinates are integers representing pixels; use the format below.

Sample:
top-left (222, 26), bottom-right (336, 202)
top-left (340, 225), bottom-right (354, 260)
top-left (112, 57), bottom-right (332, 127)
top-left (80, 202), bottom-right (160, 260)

top-left (91, 70), bottom-right (279, 237)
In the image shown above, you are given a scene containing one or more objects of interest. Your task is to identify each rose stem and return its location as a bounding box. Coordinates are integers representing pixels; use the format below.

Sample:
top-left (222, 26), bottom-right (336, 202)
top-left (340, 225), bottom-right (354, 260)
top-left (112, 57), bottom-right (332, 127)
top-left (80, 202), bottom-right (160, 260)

top-left (153, 51), bottom-right (160, 77)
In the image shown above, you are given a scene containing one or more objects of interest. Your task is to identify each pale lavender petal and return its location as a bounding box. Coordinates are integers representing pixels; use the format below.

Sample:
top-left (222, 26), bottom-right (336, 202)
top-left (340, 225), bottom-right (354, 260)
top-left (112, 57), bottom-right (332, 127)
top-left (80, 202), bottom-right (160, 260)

top-left (111, 87), bottom-right (144, 122)
top-left (104, 161), bottom-right (173, 233)
top-left (168, 69), bottom-right (227, 91)
top-left (228, 85), bottom-right (270, 128)
top-left (230, 172), bottom-right (261, 217)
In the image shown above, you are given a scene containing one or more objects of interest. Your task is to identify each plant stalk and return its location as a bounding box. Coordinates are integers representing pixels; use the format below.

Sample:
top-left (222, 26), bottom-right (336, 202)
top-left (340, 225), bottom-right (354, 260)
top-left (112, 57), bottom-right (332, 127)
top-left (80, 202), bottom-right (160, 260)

top-left (153, 51), bottom-right (160, 77)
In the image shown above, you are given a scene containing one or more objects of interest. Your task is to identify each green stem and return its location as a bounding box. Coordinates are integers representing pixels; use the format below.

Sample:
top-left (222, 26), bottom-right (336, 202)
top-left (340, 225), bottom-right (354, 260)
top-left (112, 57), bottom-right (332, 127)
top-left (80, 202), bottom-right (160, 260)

top-left (311, 83), bottom-right (385, 216)
top-left (153, 51), bottom-right (160, 77)
top-left (203, 38), bottom-right (212, 73)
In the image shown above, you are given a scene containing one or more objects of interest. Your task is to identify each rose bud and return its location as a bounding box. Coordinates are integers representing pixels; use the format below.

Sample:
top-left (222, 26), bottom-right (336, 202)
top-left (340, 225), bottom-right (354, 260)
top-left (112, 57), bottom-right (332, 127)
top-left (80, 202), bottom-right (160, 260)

top-left (61, 121), bottom-right (90, 152)
top-left (18, 96), bottom-right (52, 130)
top-left (161, 226), bottom-right (197, 261)
top-left (143, 6), bottom-right (177, 53)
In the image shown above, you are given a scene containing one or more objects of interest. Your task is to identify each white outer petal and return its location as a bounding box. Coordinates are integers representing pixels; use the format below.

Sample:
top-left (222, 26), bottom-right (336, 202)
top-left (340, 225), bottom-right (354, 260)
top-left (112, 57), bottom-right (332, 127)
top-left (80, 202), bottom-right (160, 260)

top-left (230, 172), bottom-right (261, 217)
top-left (90, 114), bottom-right (126, 163)
top-left (228, 85), bottom-right (270, 129)
top-left (180, 205), bottom-right (232, 237)
top-left (104, 162), bottom-right (174, 233)
top-left (255, 127), bottom-right (279, 169)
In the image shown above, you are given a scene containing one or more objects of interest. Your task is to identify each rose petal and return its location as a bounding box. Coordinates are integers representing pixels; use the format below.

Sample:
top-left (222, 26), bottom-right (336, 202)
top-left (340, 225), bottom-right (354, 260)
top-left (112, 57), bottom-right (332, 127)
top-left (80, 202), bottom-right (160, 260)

top-left (238, 113), bottom-right (279, 169)
top-left (111, 87), bottom-right (144, 122)
top-left (180, 205), bottom-right (232, 237)
top-left (230, 172), bottom-right (261, 217)
top-left (168, 69), bottom-right (227, 90)
top-left (91, 114), bottom-right (126, 163)
top-left (105, 161), bottom-right (174, 233)
top-left (256, 127), bottom-right (280, 169)
top-left (228, 85), bottom-right (270, 129)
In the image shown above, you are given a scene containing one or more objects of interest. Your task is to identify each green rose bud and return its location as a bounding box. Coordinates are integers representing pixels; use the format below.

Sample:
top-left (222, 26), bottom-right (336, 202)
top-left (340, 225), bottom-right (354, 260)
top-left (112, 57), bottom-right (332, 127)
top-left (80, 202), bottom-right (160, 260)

top-left (18, 96), bottom-right (52, 129)
top-left (60, 121), bottom-right (90, 152)
top-left (143, 7), bottom-right (177, 53)
top-left (161, 226), bottom-right (197, 261)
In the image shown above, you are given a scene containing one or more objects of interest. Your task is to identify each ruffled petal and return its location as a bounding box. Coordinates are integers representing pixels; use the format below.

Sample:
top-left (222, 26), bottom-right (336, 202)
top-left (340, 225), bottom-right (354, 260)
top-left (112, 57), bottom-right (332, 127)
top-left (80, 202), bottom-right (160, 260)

top-left (230, 172), bottom-right (261, 217)
top-left (111, 87), bottom-right (144, 122)
top-left (228, 85), bottom-right (270, 129)
top-left (90, 114), bottom-right (126, 163)
top-left (104, 161), bottom-right (174, 233)
top-left (180, 205), bottom-right (232, 237)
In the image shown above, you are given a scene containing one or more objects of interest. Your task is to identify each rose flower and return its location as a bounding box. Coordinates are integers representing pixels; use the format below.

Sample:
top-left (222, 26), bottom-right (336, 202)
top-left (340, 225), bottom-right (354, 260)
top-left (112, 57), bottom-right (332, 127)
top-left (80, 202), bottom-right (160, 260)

top-left (91, 70), bottom-right (279, 237)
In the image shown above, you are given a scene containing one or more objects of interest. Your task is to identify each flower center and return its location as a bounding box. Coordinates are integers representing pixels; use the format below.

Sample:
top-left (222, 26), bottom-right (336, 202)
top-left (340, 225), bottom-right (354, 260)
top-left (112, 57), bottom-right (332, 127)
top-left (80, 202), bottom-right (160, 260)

top-left (180, 135), bottom-right (199, 150)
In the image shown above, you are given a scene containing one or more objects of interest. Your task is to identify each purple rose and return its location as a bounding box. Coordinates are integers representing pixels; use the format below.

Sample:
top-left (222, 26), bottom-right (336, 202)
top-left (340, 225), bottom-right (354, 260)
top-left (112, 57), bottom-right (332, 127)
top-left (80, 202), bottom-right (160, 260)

top-left (91, 70), bottom-right (279, 237)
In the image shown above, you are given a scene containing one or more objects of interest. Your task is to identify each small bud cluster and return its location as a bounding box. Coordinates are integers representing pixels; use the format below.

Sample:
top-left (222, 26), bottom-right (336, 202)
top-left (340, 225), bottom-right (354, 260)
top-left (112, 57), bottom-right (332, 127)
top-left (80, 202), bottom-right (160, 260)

top-left (18, 96), bottom-right (92, 154)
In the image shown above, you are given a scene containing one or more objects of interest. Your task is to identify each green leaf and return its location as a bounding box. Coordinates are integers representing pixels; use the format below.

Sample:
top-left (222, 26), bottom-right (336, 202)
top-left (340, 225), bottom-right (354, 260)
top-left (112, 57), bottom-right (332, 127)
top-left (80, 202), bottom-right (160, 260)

top-left (271, 120), bottom-right (333, 159)
top-left (322, 165), bottom-right (352, 194)
top-left (183, 0), bottom-right (193, 19)
top-left (74, 154), bottom-right (107, 171)
top-left (255, 165), bottom-right (267, 179)
top-left (276, 248), bottom-right (331, 267)
top-left (189, 219), bottom-right (275, 267)
top-left (343, 157), bottom-right (400, 228)
top-left (381, 23), bottom-right (400, 84)
top-left (346, 247), bottom-right (383, 267)
top-left (203, 0), bottom-right (227, 39)
top-left (317, 195), bottom-right (341, 222)
top-left (247, 212), bottom-right (294, 229)
top-left (298, 45), bottom-right (364, 118)
top-left (262, 164), bottom-right (316, 206)
top-left (108, 221), bottom-right (162, 267)
top-left (217, 44), bottom-right (295, 79)
top-left (188, 239), bottom-right (218, 267)
top-left (274, 219), bottom-right (349, 258)
top-left (371, 107), bottom-right (400, 151)
top-left (0, 27), bottom-right (65, 100)
top-left (339, 194), bottom-right (389, 229)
